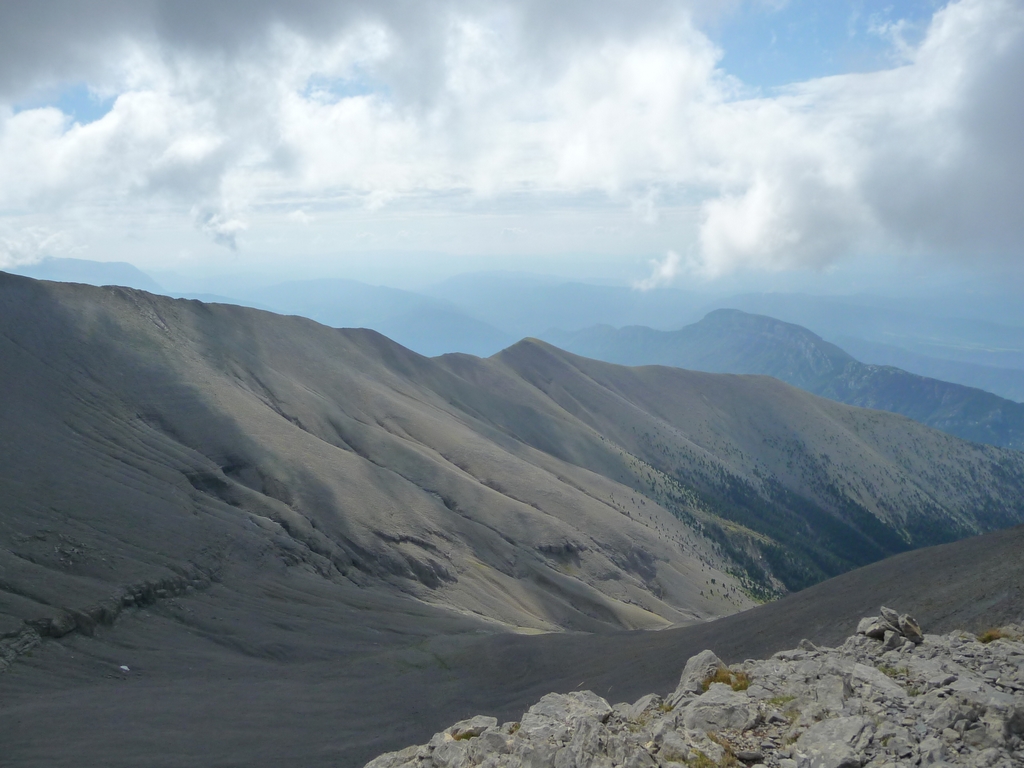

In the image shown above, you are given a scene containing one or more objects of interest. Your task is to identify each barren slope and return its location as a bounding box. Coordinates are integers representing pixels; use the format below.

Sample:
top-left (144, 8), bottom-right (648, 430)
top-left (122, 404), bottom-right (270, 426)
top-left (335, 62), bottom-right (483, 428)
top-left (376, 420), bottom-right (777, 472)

top-left (1, 521), bottom-right (1020, 768)
top-left (2, 273), bottom-right (1024, 767)
top-left (0, 274), bottom-right (735, 636)
top-left (2, 274), bottom-right (1024, 643)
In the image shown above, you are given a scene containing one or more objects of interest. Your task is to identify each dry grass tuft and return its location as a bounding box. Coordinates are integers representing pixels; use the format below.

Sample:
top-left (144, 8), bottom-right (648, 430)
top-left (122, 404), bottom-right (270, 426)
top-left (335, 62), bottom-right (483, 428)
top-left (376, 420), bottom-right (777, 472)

top-left (978, 628), bottom-right (1009, 644)
top-left (702, 667), bottom-right (750, 692)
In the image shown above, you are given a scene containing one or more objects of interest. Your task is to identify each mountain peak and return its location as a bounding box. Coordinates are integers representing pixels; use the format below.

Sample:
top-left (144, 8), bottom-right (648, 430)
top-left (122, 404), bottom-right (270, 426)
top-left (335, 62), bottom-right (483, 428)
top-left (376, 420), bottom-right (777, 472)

top-left (543, 309), bottom-right (1024, 450)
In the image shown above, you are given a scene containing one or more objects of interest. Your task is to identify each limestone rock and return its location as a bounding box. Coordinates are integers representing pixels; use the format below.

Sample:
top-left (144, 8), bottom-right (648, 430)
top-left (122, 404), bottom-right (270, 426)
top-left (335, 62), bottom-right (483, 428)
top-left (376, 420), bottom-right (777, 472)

top-left (681, 683), bottom-right (759, 732)
top-left (625, 693), bottom-right (662, 722)
top-left (450, 716), bottom-right (498, 740)
top-left (362, 619), bottom-right (1024, 768)
top-left (672, 648), bottom-right (726, 698)
top-left (882, 629), bottom-right (903, 651)
top-left (47, 611), bottom-right (76, 638)
top-left (899, 613), bottom-right (924, 644)
top-left (880, 605), bottom-right (900, 627)
top-left (856, 616), bottom-right (889, 639)
top-left (526, 691), bottom-right (611, 725)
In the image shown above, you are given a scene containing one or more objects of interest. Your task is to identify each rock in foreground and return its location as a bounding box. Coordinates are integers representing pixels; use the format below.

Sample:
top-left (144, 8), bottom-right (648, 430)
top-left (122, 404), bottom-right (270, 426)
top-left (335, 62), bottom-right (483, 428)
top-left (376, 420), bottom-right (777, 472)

top-left (365, 613), bottom-right (1024, 768)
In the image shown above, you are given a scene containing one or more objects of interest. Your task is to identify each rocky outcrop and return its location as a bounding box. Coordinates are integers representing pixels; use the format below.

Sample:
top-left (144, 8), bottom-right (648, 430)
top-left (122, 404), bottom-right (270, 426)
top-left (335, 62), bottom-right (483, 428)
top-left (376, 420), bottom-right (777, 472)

top-left (0, 564), bottom-right (218, 673)
top-left (364, 611), bottom-right (1024, 768)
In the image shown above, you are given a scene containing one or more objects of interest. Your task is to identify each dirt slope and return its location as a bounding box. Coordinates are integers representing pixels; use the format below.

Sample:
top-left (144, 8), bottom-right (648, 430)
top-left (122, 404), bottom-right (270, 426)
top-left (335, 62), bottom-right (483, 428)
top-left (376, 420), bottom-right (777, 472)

top-left (0, 523), bottom-right (1020, 768)
top-left (3, 272), bottom-right (1024, 642)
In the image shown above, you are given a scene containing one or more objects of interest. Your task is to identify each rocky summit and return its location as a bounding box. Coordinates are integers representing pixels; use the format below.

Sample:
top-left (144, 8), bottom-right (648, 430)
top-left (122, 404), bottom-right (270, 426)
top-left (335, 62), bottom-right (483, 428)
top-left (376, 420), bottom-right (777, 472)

top-left (364, 610), bottom-right (1024, 768)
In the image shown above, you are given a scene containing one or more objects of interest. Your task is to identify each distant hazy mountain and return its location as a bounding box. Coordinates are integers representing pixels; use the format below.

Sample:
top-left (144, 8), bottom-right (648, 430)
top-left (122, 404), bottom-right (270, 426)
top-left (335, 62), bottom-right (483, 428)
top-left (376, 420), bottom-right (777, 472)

top-left (805, 291), bottom-right (1024, 332)
top-left (544, 309), bottom-right (1024, 450)
top-left (8, 257), bottom-right (163, 292)
top-left (708, 293), bottom-right (1024, 371)
top-left (244, 278), bottom-right (513, 357)
top-left (424, 272), bottom-right (708, 337)
top-left (836, 335), bottom-right (1024, 403)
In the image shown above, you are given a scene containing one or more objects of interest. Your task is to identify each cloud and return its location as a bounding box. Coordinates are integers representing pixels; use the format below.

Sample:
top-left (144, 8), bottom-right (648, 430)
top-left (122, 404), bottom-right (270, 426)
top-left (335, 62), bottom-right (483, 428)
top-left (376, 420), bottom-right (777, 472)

top-left (287, 209), bottom-right (314, 224)
top-left (690, 0), bottom-right (1024, 275)
top-left (0, 227), bottom-right (75, 269)
top-left (634, 250), bottom-right (683, 290)
top-left (630, 190), bottom-right (660, 224)
top-left (192, 206), bottom-right (248, 250)
top-left (0, 0), bottom-right (1021, 271)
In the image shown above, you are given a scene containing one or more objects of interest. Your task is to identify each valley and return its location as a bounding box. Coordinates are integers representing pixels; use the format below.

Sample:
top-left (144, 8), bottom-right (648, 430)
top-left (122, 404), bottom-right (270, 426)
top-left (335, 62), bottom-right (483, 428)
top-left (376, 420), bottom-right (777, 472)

top-left (2, 273), bottom-right (1024, 766)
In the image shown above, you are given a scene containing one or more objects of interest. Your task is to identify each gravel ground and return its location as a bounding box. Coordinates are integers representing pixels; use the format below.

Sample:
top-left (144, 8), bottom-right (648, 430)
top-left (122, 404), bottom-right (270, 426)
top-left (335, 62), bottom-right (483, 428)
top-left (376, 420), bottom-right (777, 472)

top-left (0, 524), bottom-right (1022, 768)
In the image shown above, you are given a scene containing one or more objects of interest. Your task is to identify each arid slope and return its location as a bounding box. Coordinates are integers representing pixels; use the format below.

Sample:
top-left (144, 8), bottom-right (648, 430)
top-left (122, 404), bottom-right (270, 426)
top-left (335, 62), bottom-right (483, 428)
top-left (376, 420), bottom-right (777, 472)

top-left (2, 272), bottom-right (1024, 642)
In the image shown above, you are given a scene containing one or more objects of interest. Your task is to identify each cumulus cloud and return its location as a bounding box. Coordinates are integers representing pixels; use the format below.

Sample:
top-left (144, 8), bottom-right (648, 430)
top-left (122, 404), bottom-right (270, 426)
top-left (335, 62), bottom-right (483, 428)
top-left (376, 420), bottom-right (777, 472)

top-left (634, 250), bottom-right (683, 291)
top-left (0, 227), bottom-right (75, 269)
top-left (692, 0), bottom-right (1024, 275)
top-left (0, 0), bottom-right (1020, 272)
top-left (192, 206), bottom-right (248, 250)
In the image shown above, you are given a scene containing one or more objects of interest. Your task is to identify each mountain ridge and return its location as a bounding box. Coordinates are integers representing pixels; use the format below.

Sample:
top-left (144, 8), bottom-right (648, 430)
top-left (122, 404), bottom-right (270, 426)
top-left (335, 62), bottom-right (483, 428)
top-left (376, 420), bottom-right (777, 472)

top-left (4, 273), bottom-right (1024, 767)
top-left (3, 273), bottom-right (1024, 630)
top-left (544, 308), bottom-right (1024, 450)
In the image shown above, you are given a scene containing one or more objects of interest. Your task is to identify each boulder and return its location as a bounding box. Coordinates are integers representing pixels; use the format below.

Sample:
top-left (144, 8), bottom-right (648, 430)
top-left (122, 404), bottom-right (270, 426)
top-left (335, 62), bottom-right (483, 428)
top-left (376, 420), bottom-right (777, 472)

top-left (880, 606), bottom-right (900, 627)
top-left (882, 629), bottom-right (903, 651)
top-left (626, 693), bottom-right (663, 722)
top-left (449, 716), bottom-right (497, 740)
top-left (518, 691), bottom-right (611, 743)
top-left (672, 649), bottom-right (727, 699)
top-left (429, 740), bottom-right (471, 768)
top-left (856, 616), bottom-right (889, 639)
top-left (681, 683), bottom-right (759, 732)
top-left (796, 715), bottom-right (874, 768)
top-left (533, 691), bottom-right (611, 724)
top-left (899, 613), bottom-right (924, 644)
top-left (47, 611), bottom-right (76, 638)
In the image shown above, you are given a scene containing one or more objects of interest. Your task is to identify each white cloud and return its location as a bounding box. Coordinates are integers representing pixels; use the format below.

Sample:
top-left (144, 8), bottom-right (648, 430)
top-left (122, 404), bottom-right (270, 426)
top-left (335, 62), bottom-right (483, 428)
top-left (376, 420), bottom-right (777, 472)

top-left (287, 209), bottom-right (314, 225)
top-left (691, 0), bottom-right (1024, 275)
top-left (192, 206), bottom-right (248, 250)
top-left (0, 0), bottom-right (1020, 276)
top-left (0, 226), bottom-right (75, 268)
top-left (634, 250), bottom-right (683, 290)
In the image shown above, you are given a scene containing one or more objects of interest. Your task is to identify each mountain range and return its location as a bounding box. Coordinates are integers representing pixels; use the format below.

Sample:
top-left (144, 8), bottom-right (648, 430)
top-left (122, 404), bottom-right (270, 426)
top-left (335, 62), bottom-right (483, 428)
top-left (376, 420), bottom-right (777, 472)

top-left (711, 292), bottom-right (1024, 370)
top-left (545, 309), bottom-right (1024, 450)
top-left (834, 335), bottom-right (1024, 402)
top-left (10, 260), bottom-right (1024, 406)
top-left (3, 272), bottom-right (1024, 631)
top-left (2, 272), bottom-right (1024, 766)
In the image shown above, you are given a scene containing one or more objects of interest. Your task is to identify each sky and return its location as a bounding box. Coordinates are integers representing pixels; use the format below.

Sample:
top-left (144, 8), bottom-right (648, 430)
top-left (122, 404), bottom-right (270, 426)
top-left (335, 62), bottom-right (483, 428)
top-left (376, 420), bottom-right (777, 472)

top-left (0, 0), bottom-right (1022, 292)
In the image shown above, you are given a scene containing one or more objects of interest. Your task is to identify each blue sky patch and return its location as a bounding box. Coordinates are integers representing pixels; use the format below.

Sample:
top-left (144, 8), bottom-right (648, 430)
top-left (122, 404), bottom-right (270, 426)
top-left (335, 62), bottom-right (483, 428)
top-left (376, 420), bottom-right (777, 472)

top-left (710, 0), bottom-right (944, 90)
top-left (15, 82), bottom-right (116, 125)
top-left (303, 71), bottom-right (382, 103)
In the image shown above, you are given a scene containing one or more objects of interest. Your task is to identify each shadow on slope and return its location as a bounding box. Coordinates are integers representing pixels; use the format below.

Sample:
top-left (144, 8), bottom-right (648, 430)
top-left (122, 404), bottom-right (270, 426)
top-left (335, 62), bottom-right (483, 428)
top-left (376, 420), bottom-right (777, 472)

top-left (0, 523), bottom-right (1020, 768)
